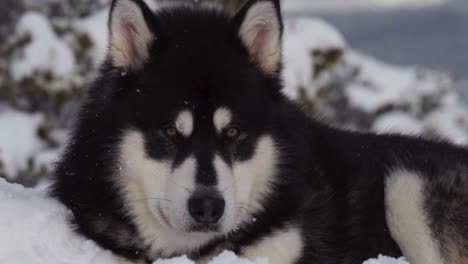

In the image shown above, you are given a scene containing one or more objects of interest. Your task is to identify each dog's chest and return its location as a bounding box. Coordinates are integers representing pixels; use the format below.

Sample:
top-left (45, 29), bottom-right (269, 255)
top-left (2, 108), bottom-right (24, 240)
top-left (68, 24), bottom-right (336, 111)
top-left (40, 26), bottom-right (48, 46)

top-left (195, 227), bottom-right (304, 264)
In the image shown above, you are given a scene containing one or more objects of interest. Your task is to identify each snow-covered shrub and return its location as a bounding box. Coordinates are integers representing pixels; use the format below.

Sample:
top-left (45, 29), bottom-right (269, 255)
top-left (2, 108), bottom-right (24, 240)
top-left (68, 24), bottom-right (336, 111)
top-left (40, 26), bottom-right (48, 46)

top-left (283, 18), bottom-right (468, 145)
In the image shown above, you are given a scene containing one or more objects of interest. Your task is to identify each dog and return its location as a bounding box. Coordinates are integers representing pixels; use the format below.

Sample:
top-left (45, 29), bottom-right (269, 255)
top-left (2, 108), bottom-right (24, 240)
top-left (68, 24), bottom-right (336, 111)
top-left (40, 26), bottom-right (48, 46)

top-left (51, 0), bottom-right (468, 263)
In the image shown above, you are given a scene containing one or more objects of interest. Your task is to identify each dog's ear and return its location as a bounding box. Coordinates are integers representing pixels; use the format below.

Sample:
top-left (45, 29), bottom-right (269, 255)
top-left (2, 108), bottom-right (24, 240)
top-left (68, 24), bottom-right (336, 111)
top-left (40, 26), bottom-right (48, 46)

top-left (233, 0), bottom-right (283, 74)
top-left (108, 0), bottom-right (157, 70)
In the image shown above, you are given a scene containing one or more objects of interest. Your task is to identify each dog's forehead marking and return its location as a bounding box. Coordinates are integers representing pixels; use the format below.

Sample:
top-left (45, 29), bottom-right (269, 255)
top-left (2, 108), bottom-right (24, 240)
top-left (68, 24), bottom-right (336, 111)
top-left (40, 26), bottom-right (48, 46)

top-left (175, 110), bottom-right (193, 137)
top-left (213, 108), bottom-right (232, 133)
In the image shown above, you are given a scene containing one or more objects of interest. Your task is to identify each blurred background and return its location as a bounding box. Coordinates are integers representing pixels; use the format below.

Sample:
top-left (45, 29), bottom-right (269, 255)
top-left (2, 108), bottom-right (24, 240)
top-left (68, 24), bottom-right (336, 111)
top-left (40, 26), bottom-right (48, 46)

top-left (0, 0), bottom-right (467, 187)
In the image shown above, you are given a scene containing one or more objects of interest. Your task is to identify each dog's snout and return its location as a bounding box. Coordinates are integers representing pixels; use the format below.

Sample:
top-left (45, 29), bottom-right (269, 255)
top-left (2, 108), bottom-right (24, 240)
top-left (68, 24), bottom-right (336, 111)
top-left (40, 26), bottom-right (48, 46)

top-left (188, 193), bottom-right (225, 224)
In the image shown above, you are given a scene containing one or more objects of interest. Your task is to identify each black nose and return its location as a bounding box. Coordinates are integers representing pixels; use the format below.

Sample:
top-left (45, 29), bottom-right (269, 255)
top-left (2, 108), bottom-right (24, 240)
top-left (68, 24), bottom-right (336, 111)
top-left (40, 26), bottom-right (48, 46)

top-left (188, 193), bottom-right (225, 224)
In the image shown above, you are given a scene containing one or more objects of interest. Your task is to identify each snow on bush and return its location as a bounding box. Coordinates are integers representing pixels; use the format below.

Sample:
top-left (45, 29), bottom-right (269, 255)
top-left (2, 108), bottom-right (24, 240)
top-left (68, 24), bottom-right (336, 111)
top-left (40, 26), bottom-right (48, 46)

top-left (282, 18), bottom-right (346, 98)
top-left (10, 12), bottom-right (76, 86)
top-left (0, 179), bottom-right (408, 264)
top-left (283, 18), bottom-right (468, 145)
top-left (0, 107), bottom-right (63, 184)
top-left (74, 10), bottom-right (109, 66)
top-left (371, 112), bottom-right (424, 135)
top-left (0, 109), bottom-right (44, 179)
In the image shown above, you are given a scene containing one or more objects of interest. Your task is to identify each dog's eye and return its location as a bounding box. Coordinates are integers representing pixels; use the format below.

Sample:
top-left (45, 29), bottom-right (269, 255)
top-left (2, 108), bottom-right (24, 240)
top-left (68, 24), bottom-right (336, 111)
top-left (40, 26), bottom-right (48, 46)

top-left (163, 126), bottom-right (178, 137)
top-left (224, 126), bottom-right (240, 139)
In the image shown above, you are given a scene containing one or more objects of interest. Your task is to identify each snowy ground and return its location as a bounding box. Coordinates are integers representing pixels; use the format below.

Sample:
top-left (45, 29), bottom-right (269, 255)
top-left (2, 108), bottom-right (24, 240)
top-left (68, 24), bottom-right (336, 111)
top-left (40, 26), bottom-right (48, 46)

top-left (0, 179), bottom-right (409, 264)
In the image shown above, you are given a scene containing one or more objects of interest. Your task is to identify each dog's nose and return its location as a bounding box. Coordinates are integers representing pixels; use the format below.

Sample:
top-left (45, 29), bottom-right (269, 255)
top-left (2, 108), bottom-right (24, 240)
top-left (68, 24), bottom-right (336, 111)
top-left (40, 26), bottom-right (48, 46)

top-left (188, 193), bottom-right (225, 224)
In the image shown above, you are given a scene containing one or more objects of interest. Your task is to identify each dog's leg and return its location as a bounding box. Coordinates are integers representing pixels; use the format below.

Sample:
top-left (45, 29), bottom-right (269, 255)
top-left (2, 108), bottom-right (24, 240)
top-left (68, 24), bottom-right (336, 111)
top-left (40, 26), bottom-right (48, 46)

top-left (385, 170), bottom-right (445, 264)
top-left (385, 169), bottom-right (468, 264)
top-left (240, 227), bottom-right (304, 264)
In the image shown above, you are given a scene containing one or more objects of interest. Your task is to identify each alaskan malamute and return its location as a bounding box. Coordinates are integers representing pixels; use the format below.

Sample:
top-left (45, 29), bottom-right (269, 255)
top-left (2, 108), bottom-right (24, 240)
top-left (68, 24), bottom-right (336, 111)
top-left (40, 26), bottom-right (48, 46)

top-left (51, 0), bottom-right (468, 263)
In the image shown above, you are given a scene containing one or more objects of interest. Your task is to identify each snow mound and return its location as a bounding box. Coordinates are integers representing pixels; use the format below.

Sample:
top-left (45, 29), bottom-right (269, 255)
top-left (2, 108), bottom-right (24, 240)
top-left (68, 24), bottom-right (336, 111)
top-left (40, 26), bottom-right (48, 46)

top-left (0, 178), bottom-right (118, 264)
top-left (154, 251), bottom-right (267, 264)
top-left (0, 179), bottom-right (406, 264)
top-left (10, 12), bottom-right (76, 85)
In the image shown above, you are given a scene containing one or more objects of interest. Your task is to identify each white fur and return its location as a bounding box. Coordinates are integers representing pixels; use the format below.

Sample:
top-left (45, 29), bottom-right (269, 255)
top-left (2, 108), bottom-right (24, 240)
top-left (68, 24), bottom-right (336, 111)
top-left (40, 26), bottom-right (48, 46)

top-left (213, 108), bottom-right (232, 133)
top-left (385, 170), bottom-right (444, 264)
top-left (239, 1), bottom-right (281, 74)
top-left (233, 136), bottom-right (278, 214)
top-left (214, 136), bottom-right (279, 229)
top-left (213, 155), bottom-right (239, 233)
top-left (175, 110), bottom-right (194, 137)
top-left (241, 227), bottom-right (303, 264)
top-left (110, 0), bottom-right (154, 69)
top-left (117, 130), bottom-right (213, 258)
top-left (163, 156), bottom-right (197, 230)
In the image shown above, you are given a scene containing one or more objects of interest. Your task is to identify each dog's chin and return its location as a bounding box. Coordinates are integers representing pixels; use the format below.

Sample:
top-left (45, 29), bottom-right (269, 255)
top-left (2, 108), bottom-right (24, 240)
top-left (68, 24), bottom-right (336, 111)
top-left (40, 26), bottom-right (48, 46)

top-left (155, 208), bottom-right (222, 236)
top-left (155, 205), bottom-right (240, 237)
top-left (176, 220), bottom-right (234, 237)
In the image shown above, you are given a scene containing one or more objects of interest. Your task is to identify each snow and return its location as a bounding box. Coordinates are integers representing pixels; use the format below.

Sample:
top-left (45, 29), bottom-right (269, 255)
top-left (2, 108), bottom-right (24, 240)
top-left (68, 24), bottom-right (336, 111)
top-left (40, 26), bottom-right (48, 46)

top-left (282, 19), bottom-right (346, 98)
top-left (424, 103), bottom-right (468, 145)
top-left (282, 18), bottom-right (468, 145)
top-left (10, 12), bottom-right (76, 86)
top-left (344, 52), bottom-right (446, 114)
top-left (0, 179), bottom-right (408, 264)
top-left (363, 255), bottom-right (409, 264)
top-left (0, 178), bottom-right (118, 264)
top-left (74, 10), bottom-right (109, 66)
top-left (372, 98), bottom-right (468, 144)
top-left (154, 251), bottom-right (268, 264)
top-left (372, 112), bottom-right (424, 135)
top-left (0, 109), bottom-right (44, 179)
top-left (33, 148), bottom-right (62, 174)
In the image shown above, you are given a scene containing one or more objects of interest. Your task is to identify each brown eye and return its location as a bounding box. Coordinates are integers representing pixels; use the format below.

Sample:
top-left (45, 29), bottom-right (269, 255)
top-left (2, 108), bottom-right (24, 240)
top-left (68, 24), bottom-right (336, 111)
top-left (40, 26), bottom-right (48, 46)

top-left (163, 126), bottom-right (178, 137)
top-left (225, 126), bottom-right (240, 138)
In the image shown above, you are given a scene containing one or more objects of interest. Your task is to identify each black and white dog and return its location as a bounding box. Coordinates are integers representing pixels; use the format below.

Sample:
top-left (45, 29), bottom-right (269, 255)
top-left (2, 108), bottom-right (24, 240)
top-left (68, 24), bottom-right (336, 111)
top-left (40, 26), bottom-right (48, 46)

top-left (51, 0), bottom-right (468, 263)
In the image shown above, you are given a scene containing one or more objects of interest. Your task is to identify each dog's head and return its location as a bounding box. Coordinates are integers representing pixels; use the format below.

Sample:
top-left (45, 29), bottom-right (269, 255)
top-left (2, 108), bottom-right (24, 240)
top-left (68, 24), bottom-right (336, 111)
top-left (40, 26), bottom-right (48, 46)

top-left (103, 0), bottom-right (284, 251)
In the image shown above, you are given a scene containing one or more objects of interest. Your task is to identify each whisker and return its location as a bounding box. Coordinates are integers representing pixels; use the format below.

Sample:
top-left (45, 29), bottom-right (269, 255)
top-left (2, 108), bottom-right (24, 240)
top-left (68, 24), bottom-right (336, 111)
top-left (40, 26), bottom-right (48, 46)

top-left (169, 179), bottom-right (193, 194)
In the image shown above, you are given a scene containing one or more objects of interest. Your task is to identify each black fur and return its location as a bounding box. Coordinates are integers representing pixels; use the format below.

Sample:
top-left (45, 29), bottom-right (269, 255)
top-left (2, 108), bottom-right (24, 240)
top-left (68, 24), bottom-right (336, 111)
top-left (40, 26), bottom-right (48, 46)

top-left (51, 0), bottom-right (468, 263)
